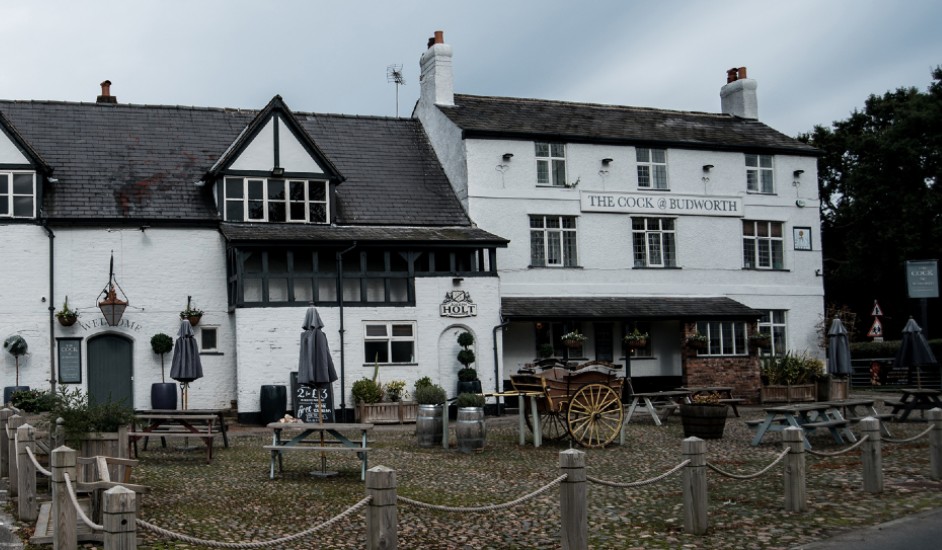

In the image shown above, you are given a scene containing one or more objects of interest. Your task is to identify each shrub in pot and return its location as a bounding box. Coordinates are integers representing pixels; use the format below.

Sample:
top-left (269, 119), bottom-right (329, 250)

top-left (3, 334), bottom-right (29, 405)
top-left (679, 392), bottom-right (728, 439)
top-left (150, 332), bottom-right (177, 409)
top-left (414, 380), bottom-right (447, 447)
top-left (352, 378), bottom-right (384, 404)
top-left (455, 392), bottom-right (486, 452)
top-left (456, 331), bottom-right (481, 394)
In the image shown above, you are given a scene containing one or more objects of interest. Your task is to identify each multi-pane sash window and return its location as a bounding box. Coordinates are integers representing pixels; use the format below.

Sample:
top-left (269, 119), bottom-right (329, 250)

top-left (224, 177), bottom-right (328, 223)
top-left (632, 217), bottom-right (676, 267)
top-left (745, 154), bottom-right (774, 193)
top-left (697, 321), bottom-right (748, 356)
top-left (0, 172), bottom-right (36, 218)
top-left (530, 215), bottom-right (578, 267)
top-left (757, 310), bottom-right (787, 355)
top-left (364, 322), bottom-right (416, 364)
top-left (535, 142), bottom-right (566, 186)
top-left (636, 148), bottom-right (668, 189)
top-left (742, 220), bottom-right (784, 269)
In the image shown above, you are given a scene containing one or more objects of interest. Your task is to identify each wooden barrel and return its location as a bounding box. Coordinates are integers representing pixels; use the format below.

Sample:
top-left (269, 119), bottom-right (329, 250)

top-left (680, 404), bottom-right (728, 439)
top-left (455, 407), bottom-right (486, 452)
top-left (416, 404), bottom-right (443, 447)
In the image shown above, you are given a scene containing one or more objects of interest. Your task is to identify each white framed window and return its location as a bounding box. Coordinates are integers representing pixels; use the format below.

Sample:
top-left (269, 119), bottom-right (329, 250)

top-left (636, 148), bottom-right (668, 189)
top-left (530, 215), bottom-right (578, 267)
top-left (757, 310), bottom-right (787, 356)
top-left (697, 321), bottom-right (748, 356)
top-left (745, 154), bottom-right (774, 193)
top-left (535, 142), bottom-right (566, 186)
top-left (632, 217), bottom-right (676, 267)
top-left (364, 322), bottom-right (416, 364)
top-left (743, 220), bottom-right (784, 269)
top-left (199, 326), bottom-right (219, 352)
top-left (223, 177), bottom-right (328, 223)
top-left (0, 171), bottom-right (36, 218)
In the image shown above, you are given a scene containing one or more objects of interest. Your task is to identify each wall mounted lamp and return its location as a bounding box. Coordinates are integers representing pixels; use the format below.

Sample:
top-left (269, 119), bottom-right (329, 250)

top-left (602, 158), bottom-right (613, 165)
top-left (793, 169), bottom-right (804, 177)
top-left (502, 153), bottom-right (514, 161)
top-left (702, 164), bottom-right (714, 172)
top-left (271, 166), bottom-right (285, 176)
top-left (97, 252), bottom-right (129, 326)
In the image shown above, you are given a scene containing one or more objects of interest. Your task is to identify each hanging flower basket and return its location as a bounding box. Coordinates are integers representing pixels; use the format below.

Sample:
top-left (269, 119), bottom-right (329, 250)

top-left (57, 313), bottom-right (79, 327)
top-left (749, 334), bottom-right (772, 348)
top-left (561, 331), bottom-right (586, 349)
top-left (624, 332), bottom-right (648, 349)
top-left (685, 334), bottom-right (709, 351)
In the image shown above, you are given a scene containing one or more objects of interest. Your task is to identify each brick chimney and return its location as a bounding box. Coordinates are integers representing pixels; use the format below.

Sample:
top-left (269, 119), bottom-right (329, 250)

top-left (720, 67), bottom-right (757, 119)
top-left (97, 80), bottom-right (117, 104)
top-left (419, 30), bottom-right (454, 107)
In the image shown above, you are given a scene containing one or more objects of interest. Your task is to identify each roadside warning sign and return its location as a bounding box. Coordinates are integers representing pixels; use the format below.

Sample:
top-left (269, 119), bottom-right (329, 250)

top-left (871, 300), bottom-right (883, 317)
top-left (867, 317), bottom-right (883, 338)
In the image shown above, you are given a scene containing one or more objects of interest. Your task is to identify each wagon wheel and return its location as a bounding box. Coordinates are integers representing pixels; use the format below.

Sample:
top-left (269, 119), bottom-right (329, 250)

top-left (566, 383), bottom-right (624, 448)
top-left (523, 406), bottom-right (569, 442)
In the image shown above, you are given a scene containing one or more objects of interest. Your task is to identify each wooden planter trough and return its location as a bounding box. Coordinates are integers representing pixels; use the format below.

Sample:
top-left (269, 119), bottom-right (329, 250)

top-left (760, 384), bottom-right (816, 403)
top-left (817, 378), bottom-right (849, 401)
top-left (356, 401), bottom-right (418, 424)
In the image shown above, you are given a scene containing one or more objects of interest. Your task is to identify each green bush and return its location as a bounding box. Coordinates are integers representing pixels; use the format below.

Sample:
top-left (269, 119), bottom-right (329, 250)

top-left (351, 378), bottom-right (383, 404)
top-left (761, 352), bottom-right (823, 385)
top-left (457, 349), bottom-right (476, 368)
top-left (849, 339), bottom-right (942, 359)
top-left (414, 376), bottom-right (433, 390)
top-left (46, 386), bottom-right (135, 446)
top-left (458, 367), bottom-right (478, 382)
top-left (455, 392), bottom-right (485, 408)
top-left (414, 384), bottom-right (446, 405)
top-left (538, 343), bottom-right (555, 358)
top-left (10, 389), bottom-right (57, 413)
top-left (457, 331), bottom-right (475, 348)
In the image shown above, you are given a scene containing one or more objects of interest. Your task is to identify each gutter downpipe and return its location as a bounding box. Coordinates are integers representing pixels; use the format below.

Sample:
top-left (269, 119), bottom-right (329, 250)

top-left (41, 219), bottom-right (57, 394)
top-left (492, 316), bottom-right (511, 397)
top-left (336, 241), bottom-right (357, 421)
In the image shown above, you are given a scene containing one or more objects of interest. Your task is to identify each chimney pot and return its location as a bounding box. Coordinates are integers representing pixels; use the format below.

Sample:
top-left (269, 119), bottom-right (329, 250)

top-left (97, 80), bottom-right (117, 104)
top-left (427, 36), bottom-right (435, 48)
top-left (738, 67), bottom-right (747, 79)
top-left (726, 68), bottom-right (738, 84)
top-left (434, 30), bottom-right (444, 44)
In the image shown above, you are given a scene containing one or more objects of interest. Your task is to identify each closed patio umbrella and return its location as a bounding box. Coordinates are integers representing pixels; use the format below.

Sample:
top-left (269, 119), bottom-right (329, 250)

top-left (826, 318), bottom-right (853, 377)
top-left (894, 317), bottom-right (938, 388)
top-left (297, 306), bottom-right (337, 423)
top-left (170, 320), bottom-right (203, 409)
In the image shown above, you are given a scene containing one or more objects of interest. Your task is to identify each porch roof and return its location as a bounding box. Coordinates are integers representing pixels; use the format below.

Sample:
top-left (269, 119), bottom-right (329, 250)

top-left (501, 296), bottom-right (763, 321)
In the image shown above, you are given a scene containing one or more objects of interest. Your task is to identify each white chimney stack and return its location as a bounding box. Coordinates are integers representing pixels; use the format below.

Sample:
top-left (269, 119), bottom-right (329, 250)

top-left (419, 30), bottom-right (454, 107)
top-left (720, 67), bottom-right (757, 120)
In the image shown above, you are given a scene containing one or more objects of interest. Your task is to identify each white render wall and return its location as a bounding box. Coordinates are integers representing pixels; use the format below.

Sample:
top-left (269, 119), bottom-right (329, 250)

top-left (1, 225), bottom-right (235, 409)
top-left (234, 275), bottom-right (502, 414)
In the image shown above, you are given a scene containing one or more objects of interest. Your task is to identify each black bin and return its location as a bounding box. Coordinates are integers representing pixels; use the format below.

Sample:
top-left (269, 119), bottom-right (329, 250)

top-left (260, 385), bottom-right (287, 425)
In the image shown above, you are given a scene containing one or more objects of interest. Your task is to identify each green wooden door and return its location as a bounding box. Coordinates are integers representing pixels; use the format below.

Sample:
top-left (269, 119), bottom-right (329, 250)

top-left (87, 334), bottom-right (134, 407)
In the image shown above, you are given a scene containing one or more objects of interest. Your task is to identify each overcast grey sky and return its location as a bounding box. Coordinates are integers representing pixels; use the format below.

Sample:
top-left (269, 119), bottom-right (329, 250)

top-left (1, 0), bottom-right (939, 137)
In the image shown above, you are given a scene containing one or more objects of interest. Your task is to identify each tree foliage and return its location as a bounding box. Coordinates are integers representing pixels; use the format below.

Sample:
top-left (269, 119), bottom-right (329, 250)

top-left (800, 67), bottom-right (942, 338)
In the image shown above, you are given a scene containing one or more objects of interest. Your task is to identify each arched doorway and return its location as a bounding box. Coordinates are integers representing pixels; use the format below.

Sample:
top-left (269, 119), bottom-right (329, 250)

top-left (87, 334), bottom-right (134, 407)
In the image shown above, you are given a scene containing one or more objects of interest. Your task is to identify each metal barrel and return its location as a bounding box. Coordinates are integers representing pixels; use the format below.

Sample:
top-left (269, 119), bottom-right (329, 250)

top-left (455, 407), bottom-right (486, 452)
top-left (416, 404), bottom-right (443, 447)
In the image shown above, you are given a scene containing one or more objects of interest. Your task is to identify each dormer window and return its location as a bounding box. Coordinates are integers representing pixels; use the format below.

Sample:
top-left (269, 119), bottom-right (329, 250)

top-left (0, 171), bottom-right (36, 218)
top-left (224, 177), bottom-right (328, 223)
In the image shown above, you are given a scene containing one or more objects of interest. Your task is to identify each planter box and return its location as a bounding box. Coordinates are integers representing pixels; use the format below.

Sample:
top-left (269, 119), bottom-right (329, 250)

top-left (680, 404), bottom-right (728, 439)
top-left (760, 384), bottom-right (816, 403)
top-left (816, 378), bottom-right (849, 401)
top-left (355, 401), bottom-right (418, 424)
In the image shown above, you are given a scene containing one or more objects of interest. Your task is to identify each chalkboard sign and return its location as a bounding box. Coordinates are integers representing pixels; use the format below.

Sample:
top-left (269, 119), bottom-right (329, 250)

top-left (57, 338), bottom-right (83, 384)
top-left (291, 372), bottom-right (334, 423)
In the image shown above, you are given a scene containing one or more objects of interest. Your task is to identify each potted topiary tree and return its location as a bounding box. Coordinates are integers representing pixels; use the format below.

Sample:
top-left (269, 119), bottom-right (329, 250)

top-left (456, 331), bottom-right (481, 395)
top-left (414, 377), bottom-right (447, 447)
top-left (3, 334), bottom-right (29, 405)
top-left (150, 332), bottom-right (177, 409)
top-left (454, 392), bottom-right (486, 452)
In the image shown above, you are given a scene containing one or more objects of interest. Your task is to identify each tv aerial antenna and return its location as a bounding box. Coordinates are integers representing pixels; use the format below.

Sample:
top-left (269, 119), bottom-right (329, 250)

top-left (387, 64), bottom-right (405, 117)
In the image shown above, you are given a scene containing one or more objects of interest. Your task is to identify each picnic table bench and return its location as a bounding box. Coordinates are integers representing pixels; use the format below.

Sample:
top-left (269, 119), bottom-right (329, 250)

top-left (129, 413), bottom-right (220, 464)
top-left (266, 422), bottom-right (373, 480)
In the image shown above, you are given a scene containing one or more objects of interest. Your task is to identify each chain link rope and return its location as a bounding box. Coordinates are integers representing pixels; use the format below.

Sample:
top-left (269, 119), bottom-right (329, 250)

top-left (706, 448), bottom-right (790, 479)
top-left (587, 459), bottom-right (690, 488)
top-left (398, 474), bottom-right (566, 512)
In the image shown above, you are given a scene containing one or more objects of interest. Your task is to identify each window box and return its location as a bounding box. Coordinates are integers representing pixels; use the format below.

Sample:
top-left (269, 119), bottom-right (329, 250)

top-left (760, 384), bottom-right (816, 403)
top-left (355, 401), bottom-right (418, 424)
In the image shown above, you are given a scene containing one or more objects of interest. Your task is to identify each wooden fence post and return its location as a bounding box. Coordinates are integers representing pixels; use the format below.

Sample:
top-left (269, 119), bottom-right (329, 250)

top-left (7, 414), bottom-right (24, 497)
top-left (559, 449), bottom-right (587, 549)
top-left (929, 408), bottom-right (942, 481)
top-left (860, 417), bottom-right (883, 493)
top-left (16, 423), bottom-right (38, 521)
top-left (52, 446), bottom-right (77, 550)
top-left (366, 465), bottom-right (397, 550)
top-left (102, 485), bottom-right (136, 550)
top-left (1, 408), bottom-right (12, 477)
top-left (783, 427), bottom-right (806, 512)
top-left (682, 437), bottom-right (707, 535)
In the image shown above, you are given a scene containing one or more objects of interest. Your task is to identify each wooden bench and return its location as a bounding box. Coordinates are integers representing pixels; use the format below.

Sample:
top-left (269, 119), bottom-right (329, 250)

top-left (129, 414), bottom-right (220, 463)
top-left (801, 419), bottom-right (849, 430)
top-left (846, 413), bottom-right (895, 423)
top-left (745, 418), bottom-right (790, 428)
top-left (264, 445), bottom-right (372, 479)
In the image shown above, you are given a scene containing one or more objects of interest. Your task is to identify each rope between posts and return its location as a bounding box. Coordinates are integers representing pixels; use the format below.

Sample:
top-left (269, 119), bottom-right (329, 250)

top-left (706, 448), bottom-right (790, 480)
top-left (587, 459), bottom-right (691, 488)
top-left (884, 426), bottom-right (934, 444)
top-left (398, 474), bottom-right (567, 512)
top-left (806, 434), bottom-right (869, 457)
top-left (24, 446), bottom-right (52, 477)
top-left (136, 496), bottom-right (372, 549)
top-left (62, 472), bottom-right (104, 531)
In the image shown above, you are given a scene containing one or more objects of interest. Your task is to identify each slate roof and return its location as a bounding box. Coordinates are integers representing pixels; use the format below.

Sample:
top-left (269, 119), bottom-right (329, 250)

top-left (0, 99), bottom-right (473, 227)
top-left (501, 296), bottom-right (762, 320)
top-left (220, 223), bottom-right (507, 245)
top-left (438, 94), bottom-right (818, 155)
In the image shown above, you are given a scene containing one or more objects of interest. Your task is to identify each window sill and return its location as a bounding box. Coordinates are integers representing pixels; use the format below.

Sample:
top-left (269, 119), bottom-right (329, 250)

top-left (741, 267), bottom-right (790, 272)
top-left (745, 191), bottom-right (777, 196)
top-left (199, 351), bottom-right (224, 356)
top-left (362, 363), bottom-right (418, 367)
top-left (528, 265), bottom-right (583, 269)
top-left (636, 188), bottom-right (671, 192)
top-left (632, 266), bottom-right (681, 270)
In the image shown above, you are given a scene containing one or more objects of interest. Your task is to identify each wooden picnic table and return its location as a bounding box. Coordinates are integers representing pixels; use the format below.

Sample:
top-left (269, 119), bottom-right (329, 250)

top-left (265, 422), bottom-right (373, 480)
top-left (625, 390), bottom-right (692, 426)
top-left (135, 408), bottom-right (229, 447)
top-left (748, 401), bottom-right (856, 449)
top-left (884, 388), bottom-right (942, 422)
top-left (678, 386), bottom-right (745, 417)
top-left (129, 412), bottom-right (220, 463)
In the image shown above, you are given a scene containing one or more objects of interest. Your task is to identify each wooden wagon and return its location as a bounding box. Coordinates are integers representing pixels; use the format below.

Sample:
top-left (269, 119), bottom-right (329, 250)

top-left (510, 361), bottom-right (624, 447)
